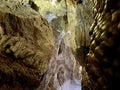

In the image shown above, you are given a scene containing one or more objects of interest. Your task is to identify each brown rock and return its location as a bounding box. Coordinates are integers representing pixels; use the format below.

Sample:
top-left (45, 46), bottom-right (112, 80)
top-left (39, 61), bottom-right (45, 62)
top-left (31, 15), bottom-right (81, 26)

top-left (0, 0), bottom-right (54, 90)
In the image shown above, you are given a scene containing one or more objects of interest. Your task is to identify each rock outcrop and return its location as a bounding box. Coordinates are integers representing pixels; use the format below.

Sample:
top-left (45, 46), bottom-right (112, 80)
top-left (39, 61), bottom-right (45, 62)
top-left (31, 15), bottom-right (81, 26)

top-left (0, 0), bottom-right (54, 90)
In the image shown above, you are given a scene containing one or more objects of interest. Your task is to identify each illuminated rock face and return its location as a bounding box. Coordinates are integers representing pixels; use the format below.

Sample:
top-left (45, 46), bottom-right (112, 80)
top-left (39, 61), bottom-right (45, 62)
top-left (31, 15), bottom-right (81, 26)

top-left (0, 0), bottom-right (54, 90)
top-left (2, 0), bottom-right (120, 90)
top-left (35, 39), bottom-right (82, 90)
top-left (86, 0), bottom-right (120, 89)
top-left (32, 0), bottom-right (93, 89)
top-left (33, 0), bottom-right (93, 53)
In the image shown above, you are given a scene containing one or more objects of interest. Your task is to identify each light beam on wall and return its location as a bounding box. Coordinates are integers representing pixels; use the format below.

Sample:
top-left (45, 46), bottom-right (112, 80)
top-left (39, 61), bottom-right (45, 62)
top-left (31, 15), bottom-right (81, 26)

top-left (51, 0), bottom-right (57, 5)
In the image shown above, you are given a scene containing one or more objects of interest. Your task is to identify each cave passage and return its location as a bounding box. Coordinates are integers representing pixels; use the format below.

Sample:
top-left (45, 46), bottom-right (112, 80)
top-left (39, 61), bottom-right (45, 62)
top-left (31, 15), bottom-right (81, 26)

top-left (36, 31), bottom-right (82, 90)
top-left (0, 0), bottom-right (120, 90)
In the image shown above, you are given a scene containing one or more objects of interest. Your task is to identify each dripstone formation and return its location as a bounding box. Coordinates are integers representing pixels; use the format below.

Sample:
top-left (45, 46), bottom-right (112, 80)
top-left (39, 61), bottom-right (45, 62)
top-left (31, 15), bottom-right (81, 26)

top-left (86, 0), bottom-right (120, 89)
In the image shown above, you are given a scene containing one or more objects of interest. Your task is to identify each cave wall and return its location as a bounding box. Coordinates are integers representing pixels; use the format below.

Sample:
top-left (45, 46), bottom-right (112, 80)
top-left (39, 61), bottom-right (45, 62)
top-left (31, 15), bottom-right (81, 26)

top-left (86, 0), bottom-right (120, 89)
top-left (75, 0), bottom-right (93, 47)
top-left (34, 0), bottom-right (93, 53)
top-left (0, 0), bottom-right (54, 89)
top-left (0, 0), bottom-right (83, 90)
top-left (1, 0), bottom-right (119, 90)
top-left (75, 0), bottom-right (93, 65)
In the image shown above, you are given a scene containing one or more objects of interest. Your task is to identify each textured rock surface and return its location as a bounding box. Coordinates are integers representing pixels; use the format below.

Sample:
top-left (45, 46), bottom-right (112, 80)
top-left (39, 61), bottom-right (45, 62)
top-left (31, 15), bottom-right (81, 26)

top-left (2, 0), bottom-right (120, 90)
top-left (75, 0), bottom-right (93, 66)
top-left (42, 0), bottom-right (92, 89)
top-left (86, 0), bottom-right (120, 89)
top-left (36, 39), bottom-right (82, 90)
top-left (33, 0), bottom-right (76, 51)
top-left (0, 0), bottom-right (54, 90)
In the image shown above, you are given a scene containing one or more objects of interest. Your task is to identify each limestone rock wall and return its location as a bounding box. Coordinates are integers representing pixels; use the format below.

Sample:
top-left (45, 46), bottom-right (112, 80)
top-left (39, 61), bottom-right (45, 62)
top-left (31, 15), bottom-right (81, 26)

top-left (86, 0), bottom-right (120, 89)
top-left (0, 0), bottom-right (54, 90)
top-left (62, 0), bottom-right (77, 51)
top-left (36, 40), bottom-right (82, 90)
top-left (75, 0), bottom-right (93, 47)
top-left (75, 0), bottom-right (93, 66)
